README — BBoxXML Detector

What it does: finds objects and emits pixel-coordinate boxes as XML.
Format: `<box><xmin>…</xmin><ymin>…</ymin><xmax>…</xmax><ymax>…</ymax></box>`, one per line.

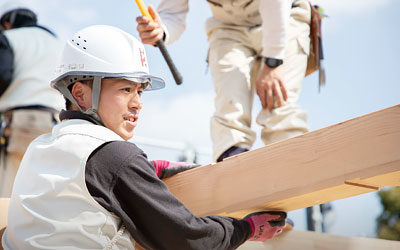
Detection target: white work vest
<box><xmin>2</xmin><ymin>119</ymin><xmax>135</xmax><ymax>249</ymax></box>
<box><xmin>0</xmin><ymin>27</ymin><xmax>65</xmax><ymax>112</ymax></box>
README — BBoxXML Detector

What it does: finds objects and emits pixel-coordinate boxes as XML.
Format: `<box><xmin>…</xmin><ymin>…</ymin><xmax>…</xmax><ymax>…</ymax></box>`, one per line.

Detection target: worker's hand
<box><xmin>243</xmin><ymin>211</ymin><xmax>286</xmax><ymax>242</ymax></box>
<box><xmin>152</xmin><ymin>160</ymin><xmax>201</xmax><ymax>179</ymax></box>
<box><xmin>256</xmin><ymin>65</ymin><xmax>288</xmax><ymax>112</ymax></box>
<box><xmin>136</xmin><ymin>5</ymin><xmax>164</xmax><ymax>45</ymax></box>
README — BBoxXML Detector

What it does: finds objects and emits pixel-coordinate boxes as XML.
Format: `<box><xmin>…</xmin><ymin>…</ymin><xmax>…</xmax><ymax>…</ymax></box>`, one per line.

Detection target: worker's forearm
<box><xmin>115</xmin><ymin>155</ymin><xmax>250</xmax><ymax>249</ymax></box>
<box><xmin>157</xmin><ymin>0</ymin><xmax>189</xmax><ymax>44</ymax></box>
<box><xmin>260</xmin><ymin>0</ymin><xmax>291</xmax><ymax>59</ymax></box>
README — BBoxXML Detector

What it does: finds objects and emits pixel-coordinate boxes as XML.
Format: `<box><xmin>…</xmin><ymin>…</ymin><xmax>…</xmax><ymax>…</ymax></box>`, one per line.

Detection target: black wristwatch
<box><xmin>264</xmin><ymin>57</ymin><xmax>283</xmax><ymax>68</ymax></box>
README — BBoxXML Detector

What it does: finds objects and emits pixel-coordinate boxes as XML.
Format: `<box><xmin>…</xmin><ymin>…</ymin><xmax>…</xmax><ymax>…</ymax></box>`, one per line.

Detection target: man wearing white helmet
<box><xmin>2</xmin><ymin>24</ymin><xmax>286</xmax><ymax>249</ymax></box>
<box><xmin>0</xmin><ymin>1</ymin><xmax>64</xmax><ymax>197</ymax></box>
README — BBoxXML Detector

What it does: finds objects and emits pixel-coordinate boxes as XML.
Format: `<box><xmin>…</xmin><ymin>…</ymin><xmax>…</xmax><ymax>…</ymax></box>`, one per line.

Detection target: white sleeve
<box><xmin>260</xmin><ymin>0</ymin><xmax>292</xmax><ymax>59</ymax></box>
<box><xmin>157</xmin><ymin>0</ymin><xmax>189</xmax><ymax>45</ymax></box>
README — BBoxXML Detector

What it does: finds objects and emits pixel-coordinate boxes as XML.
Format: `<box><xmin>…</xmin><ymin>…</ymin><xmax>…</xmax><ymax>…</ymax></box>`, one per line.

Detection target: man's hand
<box><xmin>256</xmin><ymin>65</ymin><xmax>288</xmax><ymax>112</ymax></box>
<box><xmin>152</xmin><ymin>160</ymin><xmax>201</xmax><ymax>179</ymax></box>
<box><xmin>136</xmin><ymin>5</ymin><xmax>164</xmax><ymax>45</ymax></box>
<box><xmin>243</xmin><ymin>211</ymin><xmax>286</xmax><ymax>242</ymax></box>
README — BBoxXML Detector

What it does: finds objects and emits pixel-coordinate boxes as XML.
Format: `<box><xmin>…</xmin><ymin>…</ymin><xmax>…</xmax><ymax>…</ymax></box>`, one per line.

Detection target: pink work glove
<box><xmin>152</xmin><ymin>160</ymin><xmax>200</xmax><ymax>179</ymax></box>
<box><xmin>243</xmin><ymin>211</ymin><xmax>286</xmax><ymax>242</ymax></box>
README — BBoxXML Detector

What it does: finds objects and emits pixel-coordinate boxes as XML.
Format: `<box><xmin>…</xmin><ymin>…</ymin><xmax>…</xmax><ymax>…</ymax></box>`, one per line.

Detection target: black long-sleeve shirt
<box><xmin>0</xmin><ymin>33</ymin><xmax>14</xmax><ymax>97</ymax></box>
<box><xmin>60</xmin><ymin>110</ymin><xmax>250</xmax><ymax>249</ymax></box>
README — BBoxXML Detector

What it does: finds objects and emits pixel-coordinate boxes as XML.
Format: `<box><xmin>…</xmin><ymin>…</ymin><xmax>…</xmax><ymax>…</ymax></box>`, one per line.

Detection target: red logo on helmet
<box><xmin>139</xmin><ymin>48</ymin><xmax>147</xmax><ymax>68</ymax></box>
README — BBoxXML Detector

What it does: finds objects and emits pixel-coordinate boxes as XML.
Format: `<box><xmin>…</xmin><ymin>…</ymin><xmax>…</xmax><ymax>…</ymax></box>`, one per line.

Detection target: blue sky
<box><xmin>26</xmin><ymin>0</ymin><xmax>400</xmax><ymax>238</ymax></box>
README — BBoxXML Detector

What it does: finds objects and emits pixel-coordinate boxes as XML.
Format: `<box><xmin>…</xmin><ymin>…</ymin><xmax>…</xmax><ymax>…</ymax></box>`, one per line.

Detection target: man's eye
<box><xmin>123</xmin><ymin>88</ymin><xmax>131</xmax><ymax>92</ymax></box>
<box><xmin>138</xmin><ymin>90</ymin><xmax>143</xmax><ymax>96</ymax></box>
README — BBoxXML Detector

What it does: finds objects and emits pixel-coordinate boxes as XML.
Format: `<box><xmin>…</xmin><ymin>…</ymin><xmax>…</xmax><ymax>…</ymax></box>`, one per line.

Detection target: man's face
<box><xmin>97</xmin><ymin>79</ymin><xmax>144</xmax><ymax>140</ymax></box>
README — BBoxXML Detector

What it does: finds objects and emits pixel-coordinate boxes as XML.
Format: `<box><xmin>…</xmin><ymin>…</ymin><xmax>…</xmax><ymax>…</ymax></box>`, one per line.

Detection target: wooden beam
<box><xmin>237</xmin><ymin>230</ymin><xmax>400</xmax><ymax>250</ymax></box>
<box><xmin>164</xmin><ymin>105</ymin><xmax>400</xmax><ymax>218</ymax></box>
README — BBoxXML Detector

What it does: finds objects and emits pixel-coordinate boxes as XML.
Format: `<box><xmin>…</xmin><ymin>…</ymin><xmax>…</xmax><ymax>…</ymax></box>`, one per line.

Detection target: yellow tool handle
<box><xmin>133</xmin><ymin>0</ymin><xmax>183</xmax><ymax>84</ymax></box>
<box><xmin>135</xmin><ymin>0</ymin><xmax>154</xmax><ymax>22</ymax></box>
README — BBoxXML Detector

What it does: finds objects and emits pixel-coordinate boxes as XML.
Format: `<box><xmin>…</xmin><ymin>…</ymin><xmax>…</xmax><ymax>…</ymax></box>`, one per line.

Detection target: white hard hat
<box><xmin>51</xmin><ymin>25</ymin><xmax>165</xmax><ymax>123</ymax></box>
<box><xmin>0</xmin><ymin>0</ymin><xmax>34</xmax><ymax>20</ymax></box>
<box><xmin>52</xmin><ymin>24</ymin><xmax>164</xmax><ymax>91</ymax></box>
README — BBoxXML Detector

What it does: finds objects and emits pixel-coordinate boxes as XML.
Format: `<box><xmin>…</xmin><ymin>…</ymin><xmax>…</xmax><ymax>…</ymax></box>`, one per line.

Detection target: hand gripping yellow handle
<box><xmin>133</xmin><ymin>0</ymin><xmax>183</xmax><ymax>85</ymax></box>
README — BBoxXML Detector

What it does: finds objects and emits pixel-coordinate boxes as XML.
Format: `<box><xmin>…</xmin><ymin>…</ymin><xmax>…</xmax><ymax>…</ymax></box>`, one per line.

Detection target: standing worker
<box><xmin>2</xmin><ymin>25</ymin><xmax>286</xmax><ymax>249</ymax></box>
<box><xmin>136</xmin><ymin>0</ymin><xmax>311</xmax><ymax>162</ymax></box>
<box><xmin>0</xmin><ymin>1</ymin><xmax>64</xmax><ymax>197</ymax></box>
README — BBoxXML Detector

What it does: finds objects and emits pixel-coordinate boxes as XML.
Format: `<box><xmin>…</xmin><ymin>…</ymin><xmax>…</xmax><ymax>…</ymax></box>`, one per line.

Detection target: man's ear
<box><xmin>71</xmin><ymin>81</ymin><xmax>92</xmax><ymax>110</ymax></box>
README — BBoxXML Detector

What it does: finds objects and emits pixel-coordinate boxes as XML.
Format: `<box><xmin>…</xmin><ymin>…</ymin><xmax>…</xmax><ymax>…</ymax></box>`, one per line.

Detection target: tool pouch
<box><xmin>306</xmin><ymin>3</ymin><xmax>322</xmax><ymax>75</ymax></box>
<box><xmin>306</xmin><ymin>3</ymin><xmax>326</xmax><ymax>90</ymax></box>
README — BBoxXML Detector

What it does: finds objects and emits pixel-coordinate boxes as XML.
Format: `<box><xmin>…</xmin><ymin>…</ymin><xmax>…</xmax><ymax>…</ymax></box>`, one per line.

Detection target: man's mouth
<box><xmin>123</xmin><ymin>114</ymin><xmax>139</xmax><ymax>126</ymax></box>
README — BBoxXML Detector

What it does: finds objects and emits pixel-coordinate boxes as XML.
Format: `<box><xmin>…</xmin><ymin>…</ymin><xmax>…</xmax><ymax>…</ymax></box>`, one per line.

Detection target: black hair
<box><xmin>1</xmin><ymin>9</ymin><xmax>37</xmax><ymax>28</ymax></box>
<box><xmin>65</xmin><ymin>84</ymin><xmax>74</xmax><ymax>110</ymax></box>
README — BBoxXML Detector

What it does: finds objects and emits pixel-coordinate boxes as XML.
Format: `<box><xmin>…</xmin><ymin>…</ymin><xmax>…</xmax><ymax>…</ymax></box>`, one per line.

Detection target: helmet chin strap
<box><xmin>84</xmin><ymin>76</ymin><xmax>103</xmax><ymax>125</ymax></box>
<box><xmin>57</xmin><ymin>76</ymin><xmax>104</xmax><ymax>126</ymax></box>
<box><xmin>56</xmin><ymin>83</ymin><xmax>83</xmax><ymax>112</ymax></box>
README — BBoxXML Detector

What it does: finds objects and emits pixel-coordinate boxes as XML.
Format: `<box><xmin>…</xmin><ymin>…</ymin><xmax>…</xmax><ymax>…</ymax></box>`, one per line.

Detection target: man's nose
<box><xmin>129</xmin><ymin>93</ymin><xmax>143</xmax><ymax>110</ymax></box>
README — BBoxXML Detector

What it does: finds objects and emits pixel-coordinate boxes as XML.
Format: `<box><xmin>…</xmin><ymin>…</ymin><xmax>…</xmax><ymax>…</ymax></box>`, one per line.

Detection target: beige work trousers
<box><xmin>207</xmin><ymin>1</ymin><xmax>311</xmax><ymax>162</ymax></box>
<box><xmin>0</xmin><ymin>109</ymin><xmax>56</xmax><ymax>197</ymax></box>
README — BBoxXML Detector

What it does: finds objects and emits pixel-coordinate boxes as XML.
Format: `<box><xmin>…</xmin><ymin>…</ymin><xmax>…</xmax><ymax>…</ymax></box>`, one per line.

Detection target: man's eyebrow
<box><xmin>118</xmin><ymin>81</ymin><xmax>141</xmax><ymax>86</ymax></box>
<box><xmin>121</xmin><ymin>81</ymin><xmax>145</xmax><ymax>91</ymax></box>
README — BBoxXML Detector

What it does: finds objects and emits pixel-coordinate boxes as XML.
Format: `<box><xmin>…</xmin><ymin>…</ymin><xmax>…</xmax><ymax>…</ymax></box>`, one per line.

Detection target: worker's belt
<box><xmin>5</xmin><ymin>105</ymin><xmax>58</xmax><ymax>113</ymax></box>
<box><xmin>0</xmin><ymin>105</ymin><xmax>59</xmax><ymax>155</ymax></box>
